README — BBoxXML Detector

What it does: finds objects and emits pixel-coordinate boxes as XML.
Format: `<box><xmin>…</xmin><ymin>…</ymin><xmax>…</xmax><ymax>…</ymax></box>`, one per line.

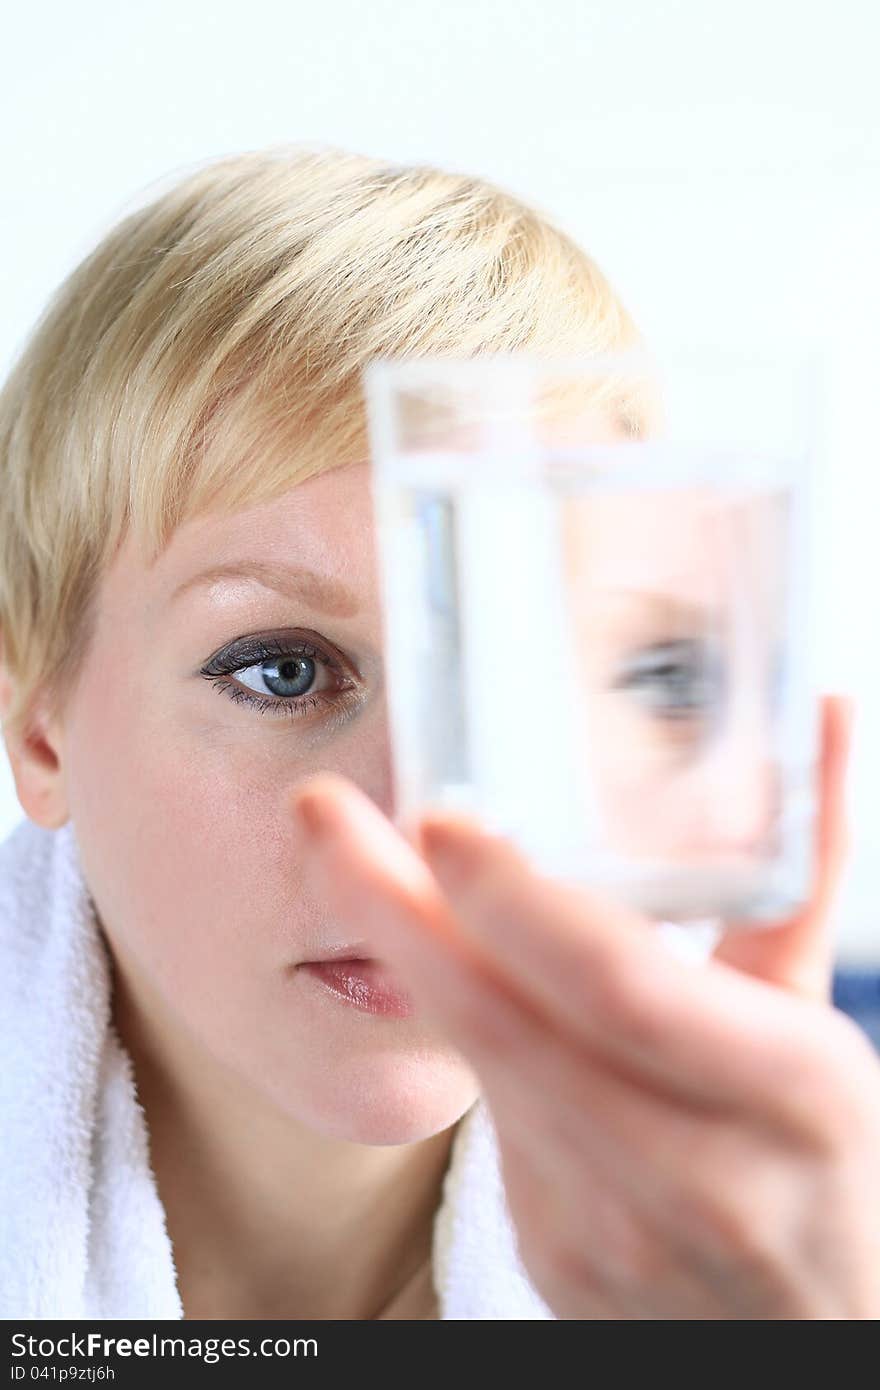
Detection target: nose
<box><xmin>289</xmin><ymin>693</ymin><xmax>398</xmax><ymax>830</ymax></box>
<box><xmin>373</xmin><ymin>703</ymin><xmax>397</xmax><ymax>821</ymax></box>
<box><xmin>352</xmin><ymin>693</ymin><xmax>398</xmax><ymax>823</ymax></box>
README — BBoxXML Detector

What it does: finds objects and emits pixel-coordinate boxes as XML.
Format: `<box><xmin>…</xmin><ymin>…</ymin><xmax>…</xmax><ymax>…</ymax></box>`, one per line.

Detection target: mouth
<box><xmin>302</xmin><ymin>939</ymin><xmax>376</xmax><ymax>963</ymax></box>
<box><xmin>296</xmin><ymin>947</ymin><xmax>415</xmax><ymax>1019</ymax></box>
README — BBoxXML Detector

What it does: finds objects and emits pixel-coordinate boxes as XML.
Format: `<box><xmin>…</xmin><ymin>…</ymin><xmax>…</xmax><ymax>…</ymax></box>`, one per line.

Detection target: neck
<box><xmin>108</xmin><ymin>942</ymin><xmax>463</xmax><ymax>1320</ymax></box>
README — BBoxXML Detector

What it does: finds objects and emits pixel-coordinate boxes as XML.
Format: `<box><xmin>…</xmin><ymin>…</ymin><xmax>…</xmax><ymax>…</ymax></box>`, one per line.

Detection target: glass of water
<box><xmin>364</xmin><ymin>350</ymin><xmax>822</xmax><ymax>927</ymax></box>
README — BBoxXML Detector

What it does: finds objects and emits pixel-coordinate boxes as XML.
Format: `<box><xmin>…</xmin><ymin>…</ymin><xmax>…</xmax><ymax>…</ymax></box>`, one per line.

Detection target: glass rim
<box><xmin>362</xmin><ymin>344</ymin><xmax>823</xmax><ymax>393</ymax></box>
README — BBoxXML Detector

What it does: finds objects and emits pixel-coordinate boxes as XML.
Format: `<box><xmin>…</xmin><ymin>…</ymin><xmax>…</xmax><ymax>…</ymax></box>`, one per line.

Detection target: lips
<box><xmin>297</xmin><ymin>951</ymin><xmax>415</xmax><ymax>1019</ymax></box>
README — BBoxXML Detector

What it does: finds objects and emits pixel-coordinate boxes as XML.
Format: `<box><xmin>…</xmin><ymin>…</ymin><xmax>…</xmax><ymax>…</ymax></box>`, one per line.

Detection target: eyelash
<box><xmin>611</xmin><ymin>640</ymin><xmax>723</xmax><ymax>721</ymax></box>
<box><xmin>610</xmin><ymin>641</ymin><xmax>784</xmax><ymax>722</ymax></box>
<box><xmin>200</xmin><ymin>634</ymin><xmax>358</xmax><ymax>721</ymax></box>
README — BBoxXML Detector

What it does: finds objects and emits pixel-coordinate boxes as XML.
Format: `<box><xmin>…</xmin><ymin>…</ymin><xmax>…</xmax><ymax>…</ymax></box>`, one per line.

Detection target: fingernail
<box><xmin>294</xmin><ymin>792</ymin><xmax>333</xmax><ymax>841</ymax></box>
<box><xmin>418</xmin><ymin>818</ymin><xmax>498</xmax><ymax>893</ymax></box>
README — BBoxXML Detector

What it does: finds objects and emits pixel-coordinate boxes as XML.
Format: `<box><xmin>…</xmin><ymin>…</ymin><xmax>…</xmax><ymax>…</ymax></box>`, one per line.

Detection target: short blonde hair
<box><xmin>0</xmin><ymin>143</ymin><xmax>639</xmax><ymax>745</ymax></box>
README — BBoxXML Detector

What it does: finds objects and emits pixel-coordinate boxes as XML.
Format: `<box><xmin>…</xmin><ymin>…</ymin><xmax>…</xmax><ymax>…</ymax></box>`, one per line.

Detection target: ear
<box><xmin>0</xmin><ymin>626</ymin><xmax>70</xmax><ymax>831</ymax></box>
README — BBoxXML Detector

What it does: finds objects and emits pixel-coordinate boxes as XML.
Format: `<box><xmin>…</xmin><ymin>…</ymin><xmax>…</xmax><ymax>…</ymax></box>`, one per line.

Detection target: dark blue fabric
<box><xmin>833</xmin><ymin>968</ymin><xmax>880</xmax><ymax>1049</ymax></box>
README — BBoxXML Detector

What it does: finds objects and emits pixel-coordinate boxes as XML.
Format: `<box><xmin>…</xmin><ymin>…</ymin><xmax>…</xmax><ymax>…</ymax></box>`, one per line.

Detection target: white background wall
<box><xmin>2</xmin><ymin>1</ymin><xmax>878</xmax><ymax>958</ymax></box>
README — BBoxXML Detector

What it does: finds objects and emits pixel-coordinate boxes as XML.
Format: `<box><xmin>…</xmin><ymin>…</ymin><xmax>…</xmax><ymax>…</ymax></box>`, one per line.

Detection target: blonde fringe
<box><xmin>0</xmin><ymin>143</ymin><xmax>640</xmax><ymax>744</ymax></box>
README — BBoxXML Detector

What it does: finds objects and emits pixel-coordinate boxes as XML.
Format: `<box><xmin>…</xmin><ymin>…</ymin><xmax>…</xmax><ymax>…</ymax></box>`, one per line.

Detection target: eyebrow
<box><xmin>170</xmin><ymin>561</ymin><xmax>360</xmax><ymax>619</ymax></box>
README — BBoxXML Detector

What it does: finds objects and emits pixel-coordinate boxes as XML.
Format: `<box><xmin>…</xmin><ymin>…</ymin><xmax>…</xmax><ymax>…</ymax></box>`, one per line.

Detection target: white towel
<box><xmin>0</xmin><ymin>815</ymin><xmax>555</xmax><ymax>1320</ymax></box>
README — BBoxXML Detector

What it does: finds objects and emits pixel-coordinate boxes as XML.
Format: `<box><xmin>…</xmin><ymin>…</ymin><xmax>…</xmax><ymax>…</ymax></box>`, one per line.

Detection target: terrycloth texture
<box><xmin>0</xmin><ymin>815</ymin><xmax>555</xmax><ymax>1320</ymax></box>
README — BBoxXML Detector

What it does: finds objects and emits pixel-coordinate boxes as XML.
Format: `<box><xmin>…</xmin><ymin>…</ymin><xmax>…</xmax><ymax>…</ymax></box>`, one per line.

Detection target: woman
<box><xmin>0</xmin><ymin>144</ymin><xmax>878</xmax><ymax>1320</ymax></box>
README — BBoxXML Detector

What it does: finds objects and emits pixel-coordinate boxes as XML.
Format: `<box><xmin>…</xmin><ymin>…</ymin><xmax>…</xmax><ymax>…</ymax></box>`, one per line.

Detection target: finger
<box><xmin>714</xmin><ymin>693</ymin><xmax>855</xmax><ymax>998</ymax></box>
<box><xmin>411</xmin><ymin>806</ymin><xmax>838</xmax><ymax>1116</ymax></box>
<box><xmin>290</xmin><ymin>780</ymin><xmax>738</xmax><ymax>1192</ymax></box>
<box><xmin>291</xmin><ymin>774</ymin><xmax>696</xmax><ymax>1116</ymax></box>
<box><xmin>289</xmin><ymin>772</ymin><xmax>554</xmax><ymax>1056</ymax></box>
<box><xmin>291</xmin><ymin>773</ymin><xmax>830</xmax><ymax>1121</ymax></box>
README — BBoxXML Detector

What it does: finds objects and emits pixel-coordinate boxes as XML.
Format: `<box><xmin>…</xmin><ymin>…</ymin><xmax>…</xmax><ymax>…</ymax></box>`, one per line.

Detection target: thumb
<box><xmin>712</xmin><ymin>693</ymin><xmax>855</xmax><ymax>1000</ymax></box>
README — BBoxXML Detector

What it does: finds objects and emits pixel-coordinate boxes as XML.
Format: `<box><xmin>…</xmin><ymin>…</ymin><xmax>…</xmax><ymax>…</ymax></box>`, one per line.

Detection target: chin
<box><xmin>278</xmin><ymin>1052</ymin><xmax>482</xmax><ymax>1146</ymax></box>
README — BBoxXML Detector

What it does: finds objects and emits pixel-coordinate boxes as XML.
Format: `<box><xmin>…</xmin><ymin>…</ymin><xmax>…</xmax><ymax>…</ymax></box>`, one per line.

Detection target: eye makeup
<box><xmin>609</xmin><ymin>637</ymin><xmax>725</xmax><ymax>722</ymax></box>
<box><xmin>198</xmin><ymin>630</ymin><xmax>363</xmax><ymax>722</ymax></box>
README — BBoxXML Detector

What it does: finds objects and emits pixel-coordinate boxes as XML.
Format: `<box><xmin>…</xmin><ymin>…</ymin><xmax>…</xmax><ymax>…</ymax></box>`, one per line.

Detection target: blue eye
<box><xmin>237</xmin><ymin>652</ymin><xmax>321</xmax><ymax>700</ymax></box>
<box><xmin>611</xmin><ymin>639</ymin><xmax>724</xmax><ymax>720</ymax></box>
<box><xmin>200</xmin><ymin>633</ymin><xmax>359</xmax><ymax>721</ymax></box>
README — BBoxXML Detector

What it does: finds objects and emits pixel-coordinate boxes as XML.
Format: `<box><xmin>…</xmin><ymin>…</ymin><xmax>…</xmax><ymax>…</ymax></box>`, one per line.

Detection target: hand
<box><xmin>289</xmin><ymin>695</ymin><xmax>880</xmax><ymax>1319</ymax></box>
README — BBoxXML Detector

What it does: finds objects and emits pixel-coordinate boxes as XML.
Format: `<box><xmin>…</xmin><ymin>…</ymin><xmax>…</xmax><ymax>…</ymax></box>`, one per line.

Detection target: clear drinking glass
<box><xmin>364</xmin><ymin>351</ymin><xmax>821</xmax><ymax>926</ymax></box>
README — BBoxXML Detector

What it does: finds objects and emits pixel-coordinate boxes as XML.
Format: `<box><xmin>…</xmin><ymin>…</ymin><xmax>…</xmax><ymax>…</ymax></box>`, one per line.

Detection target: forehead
<box><xmin>106</xmin><ymin>461</ymin><xmax>380</xmax><ymax>620</ymax></box>
<box><xmin>562</xmin><ymin>489</ymin><xmax>786</xmax><ymax>586</ymax></box>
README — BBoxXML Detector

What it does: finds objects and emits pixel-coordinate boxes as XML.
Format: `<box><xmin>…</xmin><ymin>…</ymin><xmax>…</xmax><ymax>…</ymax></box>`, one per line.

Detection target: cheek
<box><xmin>57</xmin><ymin>654</ymin><xmax>486</xmax><ymax>1140</ymax></box>
<box><xmin>61</xmin><ymin>659</ymin><xmax>394</xmax><ymax>1027</ymax></box>
<box><xmin>64</xmin><ymin>698</ymin><xmax>270</xmax><ymax>1003</ymax></box>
